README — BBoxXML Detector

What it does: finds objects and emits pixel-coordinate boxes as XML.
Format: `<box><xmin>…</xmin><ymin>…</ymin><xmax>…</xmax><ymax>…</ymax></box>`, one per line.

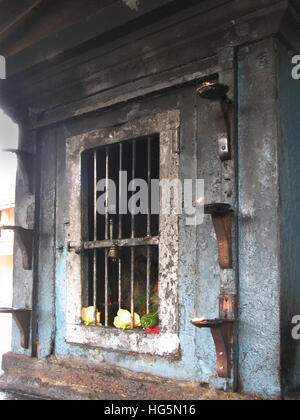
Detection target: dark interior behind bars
<box><xmin>81</xmin><ymin>134</ymin><xmax>160</xmax><ymax>326</ymax></box>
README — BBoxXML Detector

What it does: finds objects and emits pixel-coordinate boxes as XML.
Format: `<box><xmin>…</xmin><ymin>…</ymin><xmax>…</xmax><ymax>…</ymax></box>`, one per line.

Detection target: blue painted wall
<box><xmin>276</xmin><ymin>39</ymin><xmax>300</xmax><ymax>392</ymax></box>
<box><xmin>44</xmin><ymin>88</ymin><xmax>206</xmax><ymax>383</ymax></box>
<box><xmin>237</xmin><ymin>39</ymin><xmax>282</xmax><ymax>398</ymax></box>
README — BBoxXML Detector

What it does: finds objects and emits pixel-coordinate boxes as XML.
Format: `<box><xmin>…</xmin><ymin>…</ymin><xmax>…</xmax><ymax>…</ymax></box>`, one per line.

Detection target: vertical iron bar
<box><xmin>119</xmin><ymin>143</ymin><xmax>123</xmax><ymax>239</ymax></box>
<box><xmin>146</xmin><ymin>137</ymin><xmax>151</xmax><ymax>314</ymax></box>
<box><xmin>131</xmin><ymin>140</ymin><xmax>136</xmax><ymax>239</ymax></box>
<box><xmin>118</xmin><ymin>143</ymin><xmax>123</xmax><ymax>310</ymax></box>
<box><xmin>105</xmin><ymin>146</ymin><xmax>109</xmax><ymax>326</ymax></box>
<box><xmin>146</xmin><ymin>247</ymin><xmax>151</xmax><ymax>314</ymax></box>
<box><xmin>109</xmin><ymin>218</ymin><xmax>113</xmax><ymax>240</ymax></box>
<box><xmin>147</xmin><ymin>136</ymin><xmax>151</xmax><ymax>237</ymax></box>
<box><xmin>131</xmin><ymin>247</ymin><xmax>135</xmax><ymax>328</ymax></box>
<box><xmin>93</xmin><ymin>150</ymin><xmax>97</xmax><ymax>324</ymax></box>
<box><xmin>105</xmin><ymin>248</ymin><xmax>108</xmax><ymax>326</ymax></box>
<box><xmin>131</xmin><ymin>140</ymin><xmax>136</xmax><ymax>328</ymax></box>
<box><xmin>105</xmin><ymin>146</ymin><xmax>109</xmax><ymax>241</ymax></box>
<box><xmin>118</xmin><ymin>259</ymin><xmax>122</xmax><ymax>311</ymax></box>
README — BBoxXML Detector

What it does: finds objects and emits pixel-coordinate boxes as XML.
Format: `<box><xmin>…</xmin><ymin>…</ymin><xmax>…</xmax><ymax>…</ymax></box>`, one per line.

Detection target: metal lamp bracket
<box><xmin>204</xmin><ymin>204</ymin><xmax>233</xmax><ymax>269</ymax></box>
<box><xmin>191</xmin><ymin>294</ymin><xmax>236</xmax><ymax>378</ymax></box>
<box><xmin>0</xmin><ymin>308</ymin><xmax>32</xmax><ymax>349</ymax></box>
<box><xmin>197</xmin><ymin>82</ymin><xmax>232</xmax><ymax>161</ymax></box>
<box><xmin>1</xmin><ymin>226</ymin><xmax>34</xmax><ymax>270</ymax></box>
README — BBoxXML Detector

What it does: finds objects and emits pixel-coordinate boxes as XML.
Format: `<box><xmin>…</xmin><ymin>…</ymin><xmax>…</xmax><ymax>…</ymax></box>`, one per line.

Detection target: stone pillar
<box><xmin>237</xmin><ymin>38</ymin><xmax>282</xmax><ymax>398</ymax></box>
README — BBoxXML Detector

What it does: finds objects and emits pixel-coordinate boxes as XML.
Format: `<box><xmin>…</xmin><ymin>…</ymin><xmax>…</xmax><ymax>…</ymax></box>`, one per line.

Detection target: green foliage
<box><xmin>141</xmin><ymin>311</ymin><xmax>159</xmax><ymax>329</ymax></box>
<box><xmin>136</xmin><ymin>281</ymin><xmax>159</xmax><ymax>317</ymax></box>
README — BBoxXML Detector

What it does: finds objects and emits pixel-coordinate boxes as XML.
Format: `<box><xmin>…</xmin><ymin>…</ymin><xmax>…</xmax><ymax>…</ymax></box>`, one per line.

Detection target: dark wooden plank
<box><xmin>2</xmin><ymin>0</ymin><xmax>119</xmax><ymax>57</ymax></box>
<box><xmin>10</xmin><ymin>0</ymin><xmax>228</xmax><ymax>89</ymax></box>
<box><xmin>8</xmin><ymin>1</ymin><xmax>287</xmax><ymax>129</ymax></box>
<box><xmin>0</xmin><ymin>0</ymin><xmax>42</xmax><ymax>40</ymax></box>
<box><xmin>29</xmin><ymin>55</ymin><xmax>220</xmax><ymax>129</ymax></box>
<box><xmin>6</xmin><ymin>0</ymin><xmax>231</xmax><ymax>109</ymax></box>
<box><xmin>5</xmin><ymin>0</ymin><xmax>177</xmax><ymax>75</ymax></box>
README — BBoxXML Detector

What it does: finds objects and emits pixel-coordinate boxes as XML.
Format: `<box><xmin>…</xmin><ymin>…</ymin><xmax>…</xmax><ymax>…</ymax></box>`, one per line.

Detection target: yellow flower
<box><xmin>113</xmin><ymin>309</ymin><xmax>141</xmax><ymax>330</ymax></box>
<box><xmin>82</xmin><ymin>306</ymin><xmax>101</xmax><ymax>325</ymax></box>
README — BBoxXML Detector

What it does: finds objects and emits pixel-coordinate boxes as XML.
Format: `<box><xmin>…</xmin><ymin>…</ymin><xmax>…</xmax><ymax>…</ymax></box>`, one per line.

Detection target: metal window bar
<box><xmin>105</xmin><ymin>146</ymin><xmax>109</xmax><ymax>327</ymax></box>
<box><xmin>146</xmin><ymin>136</ymin><xmax>151</xmax><ymax>314</ymax></box>
<box><xmin>83</xmin><ymin>236</ymin><xmax>159</xmax><ymax>250</ymax></box>
<box><xmin>131</xmin><ymin>140</ymin><xmax>136</xmax><ymax>328</ymax></box>
<box><xmin>118</xmin><ymin>142</ymin><xmax>123</xmax><ymax>311</ymax></box>
<box><xmin>83</xmin><ymin>135</ymin><xmax>159</xmax><ymax>329</ymax></box>
<box><xmin>93</xmin><ymin>150</ymin><xmax>97</xmax><ymax>325</ymax></box>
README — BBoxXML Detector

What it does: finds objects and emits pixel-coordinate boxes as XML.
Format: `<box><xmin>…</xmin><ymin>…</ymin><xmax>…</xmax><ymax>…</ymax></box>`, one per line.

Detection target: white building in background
<box><xmin>0</xmin><ymin>110</ymin><xmax>18</xmax><ymax>371</ymax></box>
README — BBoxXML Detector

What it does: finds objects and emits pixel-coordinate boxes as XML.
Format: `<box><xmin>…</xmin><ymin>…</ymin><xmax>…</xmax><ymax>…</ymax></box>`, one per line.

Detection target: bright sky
<box><xmin>0</xmin><ymin>109</ymin><xmax>18</xmax><ymax>206</ymax></box>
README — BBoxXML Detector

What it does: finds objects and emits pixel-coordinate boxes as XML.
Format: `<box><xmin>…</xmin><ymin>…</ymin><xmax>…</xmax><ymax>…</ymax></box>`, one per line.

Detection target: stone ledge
<box><xmin>1</xmin><ymin>352</ymin><xmax>259</xmax><ymax>400</ymax></box>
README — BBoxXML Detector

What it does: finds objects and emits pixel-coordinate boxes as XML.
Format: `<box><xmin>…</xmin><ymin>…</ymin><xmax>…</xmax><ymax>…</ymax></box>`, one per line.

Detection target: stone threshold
<box><xmin>0</xmin><ymin>352</ymin><xmax>260</xmax><ymax>400</ymax></box>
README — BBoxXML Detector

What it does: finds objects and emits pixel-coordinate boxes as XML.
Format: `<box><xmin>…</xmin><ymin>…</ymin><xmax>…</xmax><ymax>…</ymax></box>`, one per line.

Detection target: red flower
<box><xmin>146</xmin><ymin>325</ymin><xmax>159</xmax><ymax>334</ymax></box>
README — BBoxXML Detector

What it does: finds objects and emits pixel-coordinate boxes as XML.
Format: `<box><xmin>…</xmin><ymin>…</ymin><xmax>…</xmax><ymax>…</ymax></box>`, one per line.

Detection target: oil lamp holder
<box><xmin>0</xmin><ymin>308</ymin><xmax>32</xmax><ymax>349</ymax></box>
<box><xmin>191</xmin><ymin>294</ymin><xmax>236</xmax><ymax>378</ymax></box>
<box><xmin>204</xmin><ymin>204</ymin><xmax>233</xmax><ymax>269</ymax></box>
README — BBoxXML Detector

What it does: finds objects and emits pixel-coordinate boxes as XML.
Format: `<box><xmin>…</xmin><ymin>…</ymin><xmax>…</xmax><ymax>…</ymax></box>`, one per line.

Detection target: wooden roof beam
<box><xmin>0</xmin><ymin>0</ymin><xmax>44</xmax><ymax>40</ymax></box>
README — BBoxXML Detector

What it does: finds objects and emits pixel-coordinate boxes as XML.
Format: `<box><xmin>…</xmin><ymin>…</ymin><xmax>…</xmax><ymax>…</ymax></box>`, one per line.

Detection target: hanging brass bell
<box><xmin>108</xmin><ymin>243</ymin><xmax>120</xmax><ymax>261</ymax></box>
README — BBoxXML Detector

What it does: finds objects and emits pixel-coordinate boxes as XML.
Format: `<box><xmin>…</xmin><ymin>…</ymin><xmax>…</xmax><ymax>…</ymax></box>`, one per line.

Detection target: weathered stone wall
<box><xmin>276</xmin><ymin>38</ymin><xmax>300</xmax><ymax>394</ymax></box>
<box><xmin>237</xmin><ymin>38</ymin><xmax>282</xmax><ymax>397</ymax></box>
